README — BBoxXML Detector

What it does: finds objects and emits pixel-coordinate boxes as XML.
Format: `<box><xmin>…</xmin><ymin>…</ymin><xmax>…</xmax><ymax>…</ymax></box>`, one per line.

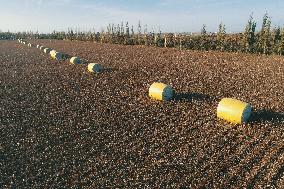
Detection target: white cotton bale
<box><xmin>44</xmin><ymin>48</ymin><xmax>52</xmax><ymax>54</ymax></box>
<box><xmin>87</xmin><ymin>63</ymin><xmax>103</xmax><ymax>73</ymax></box>
<box><xmin>70</xmin><ymin>57</ymin><xmax>81</xmax><ymax>64</ymax></box>
<box><xmin>39</xmin><ymin>46</ymin><xmax>45</xmax><ymax>50</ymax></box>
<box><xmin>36</xmin><ymin>45</ymin><xmax>40</xmax><ymax>48</ymax></box>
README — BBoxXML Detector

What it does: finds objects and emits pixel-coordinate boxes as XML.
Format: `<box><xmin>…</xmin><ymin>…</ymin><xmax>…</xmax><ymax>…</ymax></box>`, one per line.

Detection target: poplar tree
<box><xmin>257</xmin><ymin>13</ymin><xmax>271</xmax><ymax>54</ymax></box>
<box><xmin>242</xmin><ymin>14</ymin><xmax>257</xmax><ymax>53</ymax></box>
<box><xmin>276</xmin><ymin>27</ymin><xmax>284</xmax><ymax>55</ymax></box>
<box><xmin>217</xmin><ymin>23</ymin><xmax>226</xmax><ymax>51</ymax></box>
<box><xmin>273</xmin><ymin>26</ymin><xmax>281</xmax><ymax>54</ymax></box>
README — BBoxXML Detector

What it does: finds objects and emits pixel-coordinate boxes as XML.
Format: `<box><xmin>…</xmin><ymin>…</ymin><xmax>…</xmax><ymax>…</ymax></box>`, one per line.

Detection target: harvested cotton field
<box><xmin>1</xmin><ymin>39</ymin><xmax>284</xmax><ymax>188</ymax></box>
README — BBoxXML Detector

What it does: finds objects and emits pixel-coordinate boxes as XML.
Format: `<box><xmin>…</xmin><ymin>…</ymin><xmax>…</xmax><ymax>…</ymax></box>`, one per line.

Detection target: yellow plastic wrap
<box><xmin>87</xmin><ymin>63</ymin><xmax>102</xmax><ymax>73</ymax></box>
<box><xmin>50</xmin><ymin>50</ymin><xmax>56</xmax><ymax>55</ymax></box>
<box><xmin>217</xmin><ymin>98</ymin><xmax>252</xmax><ymax>124</ymax></box>
<box><xmin>149</xmin><ymin>82</ymin><xmax>173</xmax><ymax>101</ymax></box>
<box><xmin>70</xmin><ymin>57</ymin><xmax>81</xmax><ymax>64</ymax></box>
<box><xmin>50</xmin><ymin>50</ymin><xmax>62</xmax><ymax>60</ymax></box>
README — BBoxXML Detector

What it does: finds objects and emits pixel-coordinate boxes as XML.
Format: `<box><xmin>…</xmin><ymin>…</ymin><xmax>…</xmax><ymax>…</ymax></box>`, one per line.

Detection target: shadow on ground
<box><xmin>103</xmin><ymin>68</ymin><xmax>118</xmax><ymax>73</ymax></box>
<box><xmin>173</xmin><ymin>92</ymin><xmax>215</xmax><ymax>102</ymax></box>
<box><xmin>249</xmin><ymin>109</ymin><xmax>284</xmax><ymax>123</ymax></box>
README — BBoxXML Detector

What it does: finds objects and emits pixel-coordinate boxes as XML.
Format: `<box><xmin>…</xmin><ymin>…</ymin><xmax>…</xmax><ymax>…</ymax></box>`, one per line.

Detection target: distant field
<box><xmin>1</xmin><ymin>39</ymin><xmax>284</xmax><ymax>188</ymax></box>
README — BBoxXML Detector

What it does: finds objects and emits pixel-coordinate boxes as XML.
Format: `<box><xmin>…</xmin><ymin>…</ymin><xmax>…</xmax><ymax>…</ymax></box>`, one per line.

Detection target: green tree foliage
<box><xmin>276</xmin><ymin>27</ymin><xmax>284</xmax><ymax>55</ymax></box>
<box><xmin>200</xmin><ymin>24</ymin><xmax>208</xmax><ymax>50</ymax></box>
<box><xmin>242</xmin><ymin>14</ymin><xmax>257</xmax><ymax>53</ymax></box>
<box><xmin>4</xmin><ymin>15</ymin><xmax>284</xmax><ymax>57</ymax></box>
<box><xmin>217</xmin><ymin>23</ymin><xmax>226</xmax><ymax>51</ymax></box>
<box><xmin>257</xmin><ymin>13</ymin><xmax>271</xmax><ymax>54</ymax></box>
<box><xmin>201</xmin><ymin>24</ymin><xmax>207</xmax><ymax>36</ymax></box>
<box><xmin>272</xmin><ymin>26</ymin><xmax>281</xmax><ymax>54</ymax></box>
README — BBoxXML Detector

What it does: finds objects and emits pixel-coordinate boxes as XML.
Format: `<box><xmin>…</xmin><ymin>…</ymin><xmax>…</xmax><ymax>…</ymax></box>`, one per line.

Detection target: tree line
<box><xmin>1</xmin><ymin>14</ymin><xmax>284</xmax><ymax>55</ymax></box>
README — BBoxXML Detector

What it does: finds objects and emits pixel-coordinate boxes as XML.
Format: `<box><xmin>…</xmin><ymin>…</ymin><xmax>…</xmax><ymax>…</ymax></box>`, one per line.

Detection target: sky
<box><xmin>0</xmin><ymin>0</ymin><xmax>284</xmax><ymax>33</ymax></box>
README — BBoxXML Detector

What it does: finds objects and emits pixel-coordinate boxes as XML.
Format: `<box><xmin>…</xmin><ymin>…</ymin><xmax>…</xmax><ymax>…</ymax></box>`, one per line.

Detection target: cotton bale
<box><xmin>36</xmin><ymin>45</ymin><xmax>40</xmax><ymax>48</ymax></box>
<box><xmin>217</xmin><ymin>98</ymin><xmax>252</xmax><ymax>124</ymax></box>
<box><xmin>39</xmin><ymin>46</ymin><xmax>45</xmax><ymax>50</ymax></box>
<box><xmin>70</xmin><ymin>57</ymin><xmax>81</xmax><ymax>64</ymax></box>
<box><xmin>87</xmin><ymin>63</ymin><xmax>103</xmax><ymax>73</ymax></box>
<box><xmin>44</xmin><ymin>48</ymin><xmax>52</xmax><ymax>54</ymax></box>
<box><xmin>50</xmin><ymin>50</ymin><xmax>62</xmax><ymax>60</ymax></box>
<box><xmin>148</xmin><ymin>82</ymin><xmax>173</xmax><ymax>101</ymax></box>
<box><xmin>50</xmin><ymin>50</ymin><xmax>56</xmax><ymax>56</ymax></box>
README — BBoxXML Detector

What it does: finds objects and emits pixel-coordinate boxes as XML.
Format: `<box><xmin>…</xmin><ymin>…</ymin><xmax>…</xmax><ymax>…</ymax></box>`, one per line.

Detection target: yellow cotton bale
<box><xmin>70</xmin><ymin>57</ymin><xmax>81</xmax><ymax>64</ymax></box>
<box><xmin>44</xmin><ymin>48</ymin><xmax>52</xmax><ymax>54</ymax></box>
<box><xmin>217</xmin><ymin>98</ymin><xmax>252</xmax><ymax>124</ymax></box>
<box><xmin>148</xmin><ymin>82</ymin><xmax>173</xmax><ymax>101</ymax></box>
<box><xmin>50</xmin><ymin>50</ymin><xmax>62</xmax><ymax>60</ymax></box>
<box><xmin>50</xmin><ymin>50</ymin><xmax>56</xmax><ymax>56</ymax></box>
<box><xmin>87</xmin><ymin>63</ymin><xmax>102</xmax><ymax>73</ymax></box>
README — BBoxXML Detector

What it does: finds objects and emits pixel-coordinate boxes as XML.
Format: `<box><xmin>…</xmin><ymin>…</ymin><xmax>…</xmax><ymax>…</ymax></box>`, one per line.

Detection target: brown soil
<box><xmin>1</xmin><ymin>39</ymin><xmax>284</xmax><ymax>188</ymax></box>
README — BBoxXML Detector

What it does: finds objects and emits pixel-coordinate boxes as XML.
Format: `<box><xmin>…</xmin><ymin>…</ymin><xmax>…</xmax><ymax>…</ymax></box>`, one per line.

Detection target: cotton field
<box><xmin>1</xmin><ymin>39</ymin><xmax>284</xmax><ymax>188</ymax></box>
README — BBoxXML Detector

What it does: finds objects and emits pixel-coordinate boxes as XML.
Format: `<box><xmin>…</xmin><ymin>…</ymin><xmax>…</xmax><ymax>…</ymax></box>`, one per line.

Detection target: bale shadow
<box><xmin>62</xmin><ymin>54</ymin><xmax>72</xmax><ymax>60</ymax></box>
<box><xmin>103</xmin><ymin>68</ymin><xmax>118</xmax><ymax>73</ymax></box>
<box><xmin>80</xmin><ymin>61</ymin><xmax>89</xmax><ymax>65</ymax></box>
<box><xmin>173</xmin><ymin>92</ymin><xmax>214</xmax><ymax>102</ymax></box>
<box><xmin>89</xmin><ymin>68</ymin><xmax>118</xmax><ymax>78</ymax></box>
<box><xmin>249</xmin><ymin>109</ymin><xmax>284</xmax><ymax>123</ymax></box>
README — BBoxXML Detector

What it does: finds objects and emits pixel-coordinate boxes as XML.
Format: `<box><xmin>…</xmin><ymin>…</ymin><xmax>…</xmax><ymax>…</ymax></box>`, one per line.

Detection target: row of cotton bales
<box><xmin>17</xmin><ymin>39</ymin><xmax>251</xmax><ymax>125</ymax></box>
<box><xmin>18</xmin><ymin>39</ymin><xmax>36</xmax><ymax>48</ymax></box>
<box><xmin>18</xmin><ymin>39</ymin><xmax>28</xmax><ymax>45</ymax></box>
<box><xmin>18</xmin><ymin>39</ymin><xmax>103</xmax><ymax>74</ymax></box>
<box><xmin>148</xmin><ymin>83</ymin><xmax>252</xmax><ymax>124</ymax></box>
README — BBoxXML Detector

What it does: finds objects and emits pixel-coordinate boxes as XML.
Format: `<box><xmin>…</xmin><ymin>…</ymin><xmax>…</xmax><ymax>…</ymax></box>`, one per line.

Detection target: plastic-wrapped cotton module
<box><xmin>217</xmin><ymin>98</ymin><xmax>252</xmax><ymax>124</ymax></box>
<box><xmin>87</xmin><ymin>63</ymin><xmax>103</xmax><ymax>73</ymax></box>
<box><xmin>149</xmin><ymin>82</ymin><xmax>173</xmax><ymax>101</ymax></box>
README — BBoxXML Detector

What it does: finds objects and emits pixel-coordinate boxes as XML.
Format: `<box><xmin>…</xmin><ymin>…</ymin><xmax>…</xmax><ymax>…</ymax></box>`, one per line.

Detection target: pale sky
<box><xmin>0</xmin><ymin>0</ymin><xmax>283</xmax><ymax>33</ymax></box>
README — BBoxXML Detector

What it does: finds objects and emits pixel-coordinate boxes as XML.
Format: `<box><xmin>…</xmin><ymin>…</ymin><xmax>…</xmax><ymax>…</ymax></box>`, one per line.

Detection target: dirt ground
<box><xmin>1</xmin><ymin>39</ymin><xmax>284</xmax><ymax>188</ymax></box>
